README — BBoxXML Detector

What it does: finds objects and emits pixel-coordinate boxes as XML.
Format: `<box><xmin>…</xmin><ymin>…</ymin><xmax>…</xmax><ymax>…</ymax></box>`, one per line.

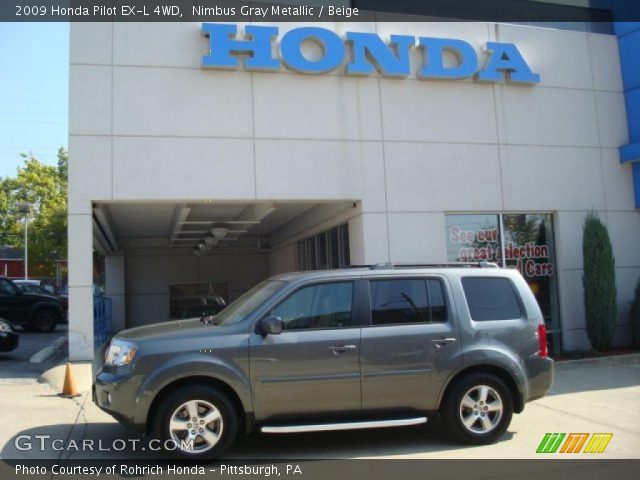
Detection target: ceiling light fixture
<box><xmin>211</xmin><ymin>227</ymin><xmax>228</xmax><ymax>239</ymax></box>
<box><xmin>204</xmin><ymin>236</ymin><xmax>218</xmax><ymax>247</ymax></box>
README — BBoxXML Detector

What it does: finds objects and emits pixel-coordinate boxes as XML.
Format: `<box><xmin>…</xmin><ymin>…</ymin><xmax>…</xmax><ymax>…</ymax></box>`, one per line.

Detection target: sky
<box><xmin>0</xmin><ymin>22</ymin><xmax>69</xmax><ymax>178</ymax></box>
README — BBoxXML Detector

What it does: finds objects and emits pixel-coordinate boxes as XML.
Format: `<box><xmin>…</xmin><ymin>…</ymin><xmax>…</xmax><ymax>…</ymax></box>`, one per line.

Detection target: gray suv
<box><xmin>94</xmin><ymin>263</ymin><xmax>553</xmax><ymax>459</ymax></box>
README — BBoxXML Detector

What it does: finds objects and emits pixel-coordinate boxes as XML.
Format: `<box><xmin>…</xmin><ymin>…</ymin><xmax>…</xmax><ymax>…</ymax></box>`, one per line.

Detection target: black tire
<box><xmin>441</xmin><ymin>373</ymin><xmax>513</xmax><ymax>445</ymax></box>
<box><xmin>153</xmin><ymin>385</ymin><xmax>238</xmax><ymax>460</ymax></box>
<box><xmin>30</xmin><ymin>309</ymin><xmax>58</xmax><ymax>333</ymax></box>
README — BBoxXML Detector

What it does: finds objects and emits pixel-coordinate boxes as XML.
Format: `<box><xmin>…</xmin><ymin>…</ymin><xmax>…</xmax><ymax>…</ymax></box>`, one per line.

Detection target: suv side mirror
<box><xmin>259</xmin><ymin>315</ymin><xmax>283</xmax><ymax>336</ymax></box>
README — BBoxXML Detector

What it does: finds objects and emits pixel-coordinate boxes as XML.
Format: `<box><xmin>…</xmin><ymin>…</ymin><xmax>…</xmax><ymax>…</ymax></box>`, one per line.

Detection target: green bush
<box><xmin>631</xmin><ymin>279</ymin><xmax>640</xmax><ymax>349</ymax></box>
<box><xmin>582</xmin><ymin>212</ymin><xmax>617</xmax><ymax>351</ymax></box>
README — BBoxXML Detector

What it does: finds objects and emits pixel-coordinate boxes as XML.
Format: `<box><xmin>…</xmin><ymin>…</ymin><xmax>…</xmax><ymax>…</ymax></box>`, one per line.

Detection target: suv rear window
<box><xmin>461</xmin><ymin>277</ymin><xmax>523</xmax><ymax>321</ymax></box>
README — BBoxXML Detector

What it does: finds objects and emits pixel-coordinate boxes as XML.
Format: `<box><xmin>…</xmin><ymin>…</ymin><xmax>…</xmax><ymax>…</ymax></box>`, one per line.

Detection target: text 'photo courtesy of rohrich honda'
<box><xmin>96</xmin><ymin>264</ymin><xmax>554</xmax><ymax>459</ymax></box>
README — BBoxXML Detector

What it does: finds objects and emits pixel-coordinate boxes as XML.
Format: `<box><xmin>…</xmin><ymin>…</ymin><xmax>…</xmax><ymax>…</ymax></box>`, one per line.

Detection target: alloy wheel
<box><xmin>458</xmin><ymin>385</ymin><xmax>503</xmax><ymax>434</ymax></box>
<box><xmin>168</xmin><ymin>399</ymin><xmax>224</xmax><ymax>454</ymax></box>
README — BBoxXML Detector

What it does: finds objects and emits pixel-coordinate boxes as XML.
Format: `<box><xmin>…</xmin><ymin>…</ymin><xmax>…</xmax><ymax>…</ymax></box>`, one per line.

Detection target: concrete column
<box><xmin>105</xmin><ymin>251</ymin><xmax>126</xmax><ymax>333</ymax></box>
<box><xmin>348</xmin><ymin>213</ymin><xmax>391</xmax><ymax>266</ymax></box>
<box><xmin>68</xmin><ymin>213</ymin><xmax>95</xmax><ymax>361</ymax></box>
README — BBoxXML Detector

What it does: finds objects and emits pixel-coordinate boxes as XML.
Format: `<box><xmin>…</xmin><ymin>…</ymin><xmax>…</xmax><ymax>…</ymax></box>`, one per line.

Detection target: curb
<box><xmin>29</xmin><ymin>336</ymin><xmax>68</xmax><ymax>364</ymax></box>
<box><xmin>555</xmin><ymin>352</ymin><xmax>640</xmax><ymax>366</ymax></box>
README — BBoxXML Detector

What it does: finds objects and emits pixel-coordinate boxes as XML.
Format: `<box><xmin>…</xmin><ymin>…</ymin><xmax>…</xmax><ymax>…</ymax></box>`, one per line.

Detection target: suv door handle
<box><xmin>328</xmin><ymin>344</ymin><xmax>357</xmax><ymax>355</ymax></box>
<box><xmin>431</xmin><ymin>337</ymin><xmax>457</xmax><ymax>348</ymax></box>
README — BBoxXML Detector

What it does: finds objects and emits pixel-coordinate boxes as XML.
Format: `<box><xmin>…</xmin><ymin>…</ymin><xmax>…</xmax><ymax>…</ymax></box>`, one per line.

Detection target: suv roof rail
<box><xmin>393</xmin><ymin>261</ymin><xmax>500</xmax><ymax>269</ymax></box>
<box><xmin>346</xmin><ymin>263</ymin><xmax>394</xmax><ymax>270</ymax></box>
<box><xmin>346</xmin><ymin>262</ymin><xmax>499</xmax><ymax>270</ymax></box>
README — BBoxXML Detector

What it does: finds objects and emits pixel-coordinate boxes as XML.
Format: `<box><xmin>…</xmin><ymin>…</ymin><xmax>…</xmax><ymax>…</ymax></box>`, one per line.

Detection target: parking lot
<box><xmin>0</xmin><ymin>345</ymin><xmax>638</xmax><ymax>460</ymax></box>
<box><xmin>0</xmin><ymin>324</ymin><xmax>67</xmax><ymax>381</ymax></box>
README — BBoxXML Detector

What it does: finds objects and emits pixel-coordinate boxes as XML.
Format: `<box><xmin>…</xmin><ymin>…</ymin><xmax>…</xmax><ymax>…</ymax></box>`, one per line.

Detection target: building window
<box><xmin>298</xmin><ymin>224</ymin><xmax>350</xmax><ymax>271</ymax></box>
<box><xmin>168</xmin><ymin>283</ymin><xmax>228</xmax><ymax>320</ymax></box>
<box><xmin>446</xmin><ymin>213</ymin><xmax>561</xmax><ymax>355</ymax></box>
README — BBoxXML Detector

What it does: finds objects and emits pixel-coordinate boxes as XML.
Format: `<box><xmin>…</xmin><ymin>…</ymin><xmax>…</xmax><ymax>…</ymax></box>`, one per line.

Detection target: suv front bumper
<box><xmin>94</xmin><ymin>371</ymin><xmax>146</xmax><ymax>430</ymax></box>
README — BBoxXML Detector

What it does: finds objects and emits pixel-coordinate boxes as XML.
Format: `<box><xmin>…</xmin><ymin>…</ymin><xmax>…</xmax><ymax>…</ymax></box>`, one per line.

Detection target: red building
<box><xmin>0</xmin><ymin>246</ymin><xmax>25</xmax><ymax>279</ymax></box>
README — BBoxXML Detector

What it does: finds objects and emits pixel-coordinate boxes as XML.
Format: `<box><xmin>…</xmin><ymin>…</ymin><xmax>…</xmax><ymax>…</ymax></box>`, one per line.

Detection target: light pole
<box><xmin>15</xmin><ymin>202</ymin><xmax>33</xmax><ymax>280</ymax></box>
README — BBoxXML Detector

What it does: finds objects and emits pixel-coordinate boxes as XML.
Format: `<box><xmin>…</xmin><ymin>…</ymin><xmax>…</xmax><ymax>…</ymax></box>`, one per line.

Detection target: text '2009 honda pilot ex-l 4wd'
<box><xmin>94</xmin><ymin>263</ymin><xmax>554</xmax><ymax>459</ymax></box>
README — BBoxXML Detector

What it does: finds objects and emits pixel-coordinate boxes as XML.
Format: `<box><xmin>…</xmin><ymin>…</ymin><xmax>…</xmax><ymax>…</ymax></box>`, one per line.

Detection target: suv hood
<box><xmin>24</xmin><ymin>292</ymin><xmax>61</xmax><ymax>303</ymax></box>
<box><xmin>116</xmin><ymin>318</ymin><xmax>238</xmax><ymax>342</ymax></box>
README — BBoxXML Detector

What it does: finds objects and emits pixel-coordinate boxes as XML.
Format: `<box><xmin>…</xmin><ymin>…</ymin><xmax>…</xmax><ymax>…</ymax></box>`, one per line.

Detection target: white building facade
<box><xmin>68</xmin><ymin>21</ymin><xmax>639</xmax><ymax>361</ymax></box>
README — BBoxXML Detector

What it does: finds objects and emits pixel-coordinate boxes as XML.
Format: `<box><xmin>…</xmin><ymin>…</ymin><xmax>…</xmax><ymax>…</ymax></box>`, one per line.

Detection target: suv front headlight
<box><xmin>104</xmin><ymin>339</ymin><xmax>138</xmax><ymax>366</ymax></box>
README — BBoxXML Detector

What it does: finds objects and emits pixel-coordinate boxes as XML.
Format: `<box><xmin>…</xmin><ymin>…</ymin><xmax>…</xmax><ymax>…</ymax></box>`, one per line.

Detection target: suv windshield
<box><xmin>18</xmin><ymin>284</ymin><xmax>50</xmax><ymax>295</ymax></box>
<box><xmin>212</xmin><ymin>280</ymin><xmax>286</xmax><ymax>326</ymax></box>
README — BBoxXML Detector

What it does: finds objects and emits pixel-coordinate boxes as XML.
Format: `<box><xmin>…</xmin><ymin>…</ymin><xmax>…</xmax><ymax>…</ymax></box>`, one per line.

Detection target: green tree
<box><xmin>0</xmin><ymin>148</ymin><xmax>67</xmax><ymax>277</ymax></box>
<box><xmin>582</xmin><ymin>212</ymin><xmax>617</xmax><ymax>351</ymax></box>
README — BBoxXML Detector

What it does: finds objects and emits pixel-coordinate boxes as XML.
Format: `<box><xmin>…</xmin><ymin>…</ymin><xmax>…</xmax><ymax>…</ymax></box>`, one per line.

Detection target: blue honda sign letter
<box><xmin>202</xmin><ymin>24</ymin><xmax>280</xmax><ymax>71</ymax></box>
<box><xmin>346</xmin><ymin>32</ymin><xmax>414</xmax><ymax>77</ymax></box>
<box><xmin>418</xmin><ymin>37</ymin><xmax>478</xmax><ymax>79</ymax></box>
<box><xmin>280</xmin><ymin>27</ymin><xmax>345</xmax><ymax>73</ymax></box>
<box><xmin>477</xmin><ymin>42</ymin><xmax>541</xmax><ymax>84</ymax></box>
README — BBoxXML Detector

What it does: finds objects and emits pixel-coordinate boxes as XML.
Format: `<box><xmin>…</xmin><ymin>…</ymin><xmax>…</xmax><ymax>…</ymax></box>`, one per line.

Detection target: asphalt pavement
<box><xmin>0</xmin><ymin>324</ymin><xmax>67</xmax><ymax>381</ymax></box>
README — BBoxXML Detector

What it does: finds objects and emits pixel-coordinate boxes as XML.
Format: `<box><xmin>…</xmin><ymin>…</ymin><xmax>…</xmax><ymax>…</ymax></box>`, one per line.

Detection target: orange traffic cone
<box><xmin>59</xmin><ymin>362</ymin><xmax>81</xmax><ymax>398</ymax></box>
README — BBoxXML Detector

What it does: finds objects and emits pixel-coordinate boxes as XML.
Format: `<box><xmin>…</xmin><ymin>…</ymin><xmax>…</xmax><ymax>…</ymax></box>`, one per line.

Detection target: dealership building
<box><xmin>67</xmin><ymin>11</ymin><xmax>640</xmax><ymax>360</ymax></box>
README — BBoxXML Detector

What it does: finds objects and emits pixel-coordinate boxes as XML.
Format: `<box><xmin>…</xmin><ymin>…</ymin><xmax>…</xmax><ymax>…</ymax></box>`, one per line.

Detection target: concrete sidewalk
<box><xmin>0</xmin><ymin>354</ymin><xmax>639</xmax><ymax>460</ymax></box>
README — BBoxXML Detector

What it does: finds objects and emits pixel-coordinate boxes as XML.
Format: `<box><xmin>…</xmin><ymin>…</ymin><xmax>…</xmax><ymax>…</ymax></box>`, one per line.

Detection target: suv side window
<box><xmin>271</xmin><ymin>282</ymin><xmax>354</xmax><ymax>331</ymax></box>
<box><xmin>461</xmin><ymin>277</ymin><xmax>523</xmax><ymax>321</ymax></box>
<box><xmin>428</xmin><ymin>279</ymin><xmax>448</xmax><ymax>322</ymax></box>
<box><xmin>0</xmin><ymin>279</ymin><xmax>18</xmax><ymax>296</ymax></box>
<box><xmin>370</xmin><ymin>278</ymin><xmax>448</xmax><ymax>325</ymax></box>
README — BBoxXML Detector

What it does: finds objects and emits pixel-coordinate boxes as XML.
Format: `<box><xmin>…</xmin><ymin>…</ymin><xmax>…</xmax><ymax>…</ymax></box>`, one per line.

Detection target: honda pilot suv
<box><xmin>94</xmin><ymin>263</ymin><xmax>553</xmax><ymax>459</ymax></box>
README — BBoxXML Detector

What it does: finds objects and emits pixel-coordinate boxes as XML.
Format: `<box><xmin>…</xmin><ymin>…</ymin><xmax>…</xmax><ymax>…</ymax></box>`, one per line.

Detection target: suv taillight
<box><xmin>538</xmin><ymin>324</ymin><xmax>548</xmax><ymax>358</ymax></box>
